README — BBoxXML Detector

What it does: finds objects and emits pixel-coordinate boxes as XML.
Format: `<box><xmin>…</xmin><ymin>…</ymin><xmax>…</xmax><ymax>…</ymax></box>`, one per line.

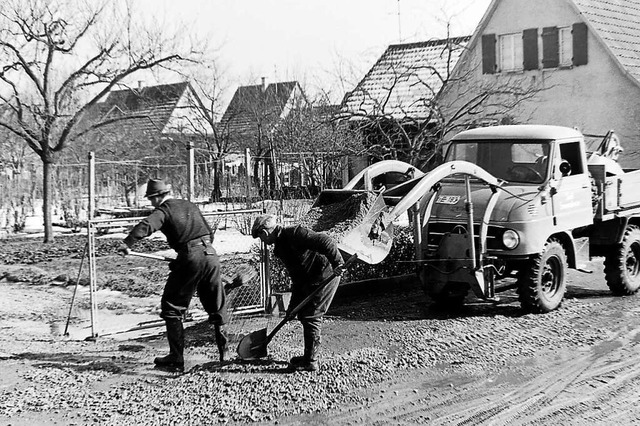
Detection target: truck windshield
<box><xmin>445</xmin><ymin>140</ymin><xmax>551</xmax><ymax>184</ymax></box>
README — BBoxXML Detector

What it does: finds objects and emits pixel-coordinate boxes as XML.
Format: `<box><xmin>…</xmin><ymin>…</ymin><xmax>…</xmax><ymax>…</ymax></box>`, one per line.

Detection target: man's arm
<box><xmin>294</xmin><ymin>226</ymin><xmax>344</xmax><ymax>268</ymax></box>
<box><xmin>122</xmin><ymin>208</ymin><xmax>166</xmax><ymax>247</ymax></box>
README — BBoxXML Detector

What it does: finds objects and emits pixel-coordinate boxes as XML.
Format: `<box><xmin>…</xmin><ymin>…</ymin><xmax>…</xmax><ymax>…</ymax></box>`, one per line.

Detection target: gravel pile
<box><xmin>300</xmin><ymin>192</ymin><xmax>378</xmax><ymax>241</ymax></box>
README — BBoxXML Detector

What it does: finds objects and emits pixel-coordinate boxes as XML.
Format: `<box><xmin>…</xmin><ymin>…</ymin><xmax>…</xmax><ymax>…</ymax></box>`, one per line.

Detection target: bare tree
<box><xmin>340</xmin><ymin>34</ymin><xmax>545</xmax><ymax>171</ymax></box>
<box><xmin>273</xmin><ymin>92</ymin><xmax>365</xmax><ymax>191</ymax></box>
<box><xmin>0</xmin><ymin>0</ymin><xmax>202</xmax><ymax>241</ymax></box>
<box><xmin>176</xmin><ymin>63</ymin><xmax>234</xmax><ymax>202</ymax></box>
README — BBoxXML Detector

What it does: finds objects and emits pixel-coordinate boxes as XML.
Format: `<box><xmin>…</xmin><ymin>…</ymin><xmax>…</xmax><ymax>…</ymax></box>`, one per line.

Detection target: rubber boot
<box><xmin>214</xmin><ymin>324</ymin><xmax>228</xmax><ymax>364</ymax></box>
<box><xmin>290</xmin><ymin>324</ymin><xmax>319</xmax><ymax>372</ymax></box>
<box><xmin>154</xmin><ymin>318</ymin><xmax>184</xmax><ymax>372</ymax></box>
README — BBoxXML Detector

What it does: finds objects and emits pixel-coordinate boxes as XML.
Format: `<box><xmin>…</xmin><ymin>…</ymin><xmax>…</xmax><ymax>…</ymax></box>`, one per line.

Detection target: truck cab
<box><xmin>440</xmin><ymin>125</ymin><xmax>594</xmax><ymax>256</ymax></box>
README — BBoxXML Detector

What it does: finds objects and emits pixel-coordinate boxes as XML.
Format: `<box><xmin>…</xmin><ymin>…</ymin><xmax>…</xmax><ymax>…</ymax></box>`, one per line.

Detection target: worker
<box><xmin>251</xmin><ymin>214</ymin><xmax>345</xmax><ymax>372</ymax></box>
<box><xmin>118</xmin><ymin>178</ymin><xmax>228</xmax><ymax>372</ymax></box>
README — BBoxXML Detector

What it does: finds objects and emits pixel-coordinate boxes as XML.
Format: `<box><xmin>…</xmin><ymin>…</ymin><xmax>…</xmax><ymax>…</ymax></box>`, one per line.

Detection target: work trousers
<box><xmin>290</xmin><ymin>275</ymin><xmax>341</xmax><ymax>339</ymax></box>
<box><xmin>160</xmin><ymin>237</ymin><xmax>228</xmax><ymax>326</ymax></box>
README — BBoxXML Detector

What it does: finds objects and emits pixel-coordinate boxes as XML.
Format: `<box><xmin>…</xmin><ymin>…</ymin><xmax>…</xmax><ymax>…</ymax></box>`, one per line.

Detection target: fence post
<box><xmin>245</xmin><ymin>148</ymin><xmax>251</xmax><ymax>207</ymax></box>
<box><xmin>187</xmin><ymin>141</ymin><xmax>195</xmax><ymax>201</ymax></box>
<box><xmin>88</xmin><ymin>152</ymin><xmax>95</xmax><ymax>220</ymax></box>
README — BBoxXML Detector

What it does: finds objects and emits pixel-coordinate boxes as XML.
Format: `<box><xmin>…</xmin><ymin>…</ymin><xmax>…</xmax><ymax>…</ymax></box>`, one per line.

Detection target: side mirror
<box><xmin>559</xmin><ymin>160</ymin><xmax>572</xmax><ymax>177</ymax></box>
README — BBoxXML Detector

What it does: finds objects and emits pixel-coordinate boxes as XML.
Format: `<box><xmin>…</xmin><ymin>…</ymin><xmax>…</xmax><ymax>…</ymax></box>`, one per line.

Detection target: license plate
<box><xmin>436</xmin><ymin>195</ymin><xmax>461</xmax><ymax>205</ymax></box>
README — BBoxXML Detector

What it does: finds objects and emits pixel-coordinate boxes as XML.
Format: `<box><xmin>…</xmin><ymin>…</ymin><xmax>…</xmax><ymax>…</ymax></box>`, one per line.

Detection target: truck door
<box><xmin>551</xmin><ymin>140</ymin><xmax>593</xmax><ymax>229</ymax></box>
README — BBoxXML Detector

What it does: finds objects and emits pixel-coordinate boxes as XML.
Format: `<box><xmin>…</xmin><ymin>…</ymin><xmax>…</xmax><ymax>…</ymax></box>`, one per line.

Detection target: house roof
<box><xmin>78</xmin><ymin>81</ymin><xmax>194</xmax><ymax>140</ymax></box>
<box><xmin>220</xmin><ymin>81</ymin><xmax>301</xmax><ymax>145</ymax></box>
<box><xmin>341</xmin><ymin>37</ymin><xmax>471</xmax><ymax>120</ymax></box>
<box><xmin>571</xmin><ymin>0</ymin><xmax>640</xmax><ymax>84</ymax></box>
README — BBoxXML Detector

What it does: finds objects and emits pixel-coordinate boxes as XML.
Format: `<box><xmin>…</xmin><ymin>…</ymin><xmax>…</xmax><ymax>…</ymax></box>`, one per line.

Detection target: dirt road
<box><xmin>1</xmin><ymin>248</ymin><xmax>640</xmax><ymax>425</ymax></box>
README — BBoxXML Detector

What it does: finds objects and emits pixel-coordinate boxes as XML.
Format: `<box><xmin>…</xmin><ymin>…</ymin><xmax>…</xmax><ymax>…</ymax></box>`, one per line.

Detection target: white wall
<box><xmin>441</xmin><ymin>0</ymin><xmax>640</xmax><ymax>168</ymax></box>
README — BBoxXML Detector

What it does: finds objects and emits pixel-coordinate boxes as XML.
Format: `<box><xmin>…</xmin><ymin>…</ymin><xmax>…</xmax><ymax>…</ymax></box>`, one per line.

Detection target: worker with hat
<box><xmin>118</xmin><ymin>178</ymin><xmax>228</xmax><ymax>372</ymax></box>
<box><xmin>251</xmin><ymin>214</ymin><xmax>345</xmax><ymax>372</ymax></box>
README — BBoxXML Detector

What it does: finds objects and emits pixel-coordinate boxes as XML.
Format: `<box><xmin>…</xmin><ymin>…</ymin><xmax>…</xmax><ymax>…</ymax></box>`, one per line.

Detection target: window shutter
<box><xmin>482</xmin><ymin>34</ymin><xmax>496</xmax><ymax>74</ymax></box>
<box><xmin>542</xmin><ymin>26</ymin><xmax>559</xmax><ymax>68</ymax></box>
<box><xmin>573</xmin><ymin>22</ymin><xmax>588</xmax><ymax>66</ymax></box>
<box><xmin>523</xmin><ymin>28</ymin><xmax>539</xmax><ymax>70</ymax></box>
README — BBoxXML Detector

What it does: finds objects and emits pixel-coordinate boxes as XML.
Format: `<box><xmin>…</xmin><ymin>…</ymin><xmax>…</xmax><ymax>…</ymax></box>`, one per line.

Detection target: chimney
<box><xmin>261</xmin><ymin>77</ymin><xmax>267</xmax><ymax>92</ymax></box>
<box><xmin>137</xmin><ymin>80</ymin><xmax>143</xmax><ymax>90</ymax></box>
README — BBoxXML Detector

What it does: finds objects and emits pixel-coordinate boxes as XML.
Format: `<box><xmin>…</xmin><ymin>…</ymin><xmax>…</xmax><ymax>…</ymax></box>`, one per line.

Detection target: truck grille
<box><xmin>425</xmin><ymin>222</ymin><xmax>504</xmax><ymax>255</ymax></box>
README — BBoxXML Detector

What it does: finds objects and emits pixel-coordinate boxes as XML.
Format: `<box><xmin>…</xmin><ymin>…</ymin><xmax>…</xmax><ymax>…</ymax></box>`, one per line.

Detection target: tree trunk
<box><xmin>42</xmin><ymin>160</ymin><xmax>54</xmax><ymax>243</ymax></box>
<box><xmin>211</xmin><ymin>160</ymin><xmax>223</xmax><ymax>202</ymax></box>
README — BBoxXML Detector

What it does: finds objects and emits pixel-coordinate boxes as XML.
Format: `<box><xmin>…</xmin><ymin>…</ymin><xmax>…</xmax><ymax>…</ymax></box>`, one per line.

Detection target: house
<box><xmin>220</xmin><ymin>78</ymin><xmax>310</xmax><ymax>194</ymax></box>
<box><xmin>340</xmin><ymin>37</ymin><xmax>471</xmax><ymax>170</ymax></box>
<box><xmin>75</xmin><ymin>81</ymin><xmax>214</xmax><ymax>203</ymax></box>
<box><xmin>440</xmin><ymin>0</ymin><xmax>640</xmax><ymax>168</ymax></box>
<box><xmin>78</xmin><ymin>81</ymin><xmax>210</xmax><ymax>145</ymax></box>
<box><xmin>220</xmin><ymin>78</ymin><xmax>307</xmax><ymax>151</ymax></box>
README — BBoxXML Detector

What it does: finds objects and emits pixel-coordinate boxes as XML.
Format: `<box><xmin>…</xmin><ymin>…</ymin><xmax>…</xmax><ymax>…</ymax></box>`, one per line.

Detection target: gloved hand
<box><xmin>117</xmin><ymin>243</ymin><xmax>130</xmax><ymax>257</ymax></box>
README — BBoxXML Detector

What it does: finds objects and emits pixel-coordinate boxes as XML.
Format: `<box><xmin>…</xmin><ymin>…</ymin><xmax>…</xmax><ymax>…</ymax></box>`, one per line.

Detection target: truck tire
<box><xmin>604</xmin><ymin>225</ymin><xmax>640</xmax><ymax>296</ymax></box>
<box><xmin>517</xmin><ymin>239</ymin><xmax>567</xmax><ymax>313</ymax></box>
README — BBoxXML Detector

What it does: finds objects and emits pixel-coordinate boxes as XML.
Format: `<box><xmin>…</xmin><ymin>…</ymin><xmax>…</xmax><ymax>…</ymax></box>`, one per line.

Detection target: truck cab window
<box><xmin>558</xmin><ymin>142</ymin><xmax>584</xmax><ymax>175</ymax></box>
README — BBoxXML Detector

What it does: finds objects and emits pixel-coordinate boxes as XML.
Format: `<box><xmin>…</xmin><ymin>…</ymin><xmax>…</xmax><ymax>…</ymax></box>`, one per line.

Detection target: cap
<box><xmin>251</xmin><ymin>214</ymin><xmax>277</xmax><ymax>238</ymax></box>
<box><xmin>145</xmin><ymin>179</ymin><xmax>171</xmax><ymax>198</ymax></box>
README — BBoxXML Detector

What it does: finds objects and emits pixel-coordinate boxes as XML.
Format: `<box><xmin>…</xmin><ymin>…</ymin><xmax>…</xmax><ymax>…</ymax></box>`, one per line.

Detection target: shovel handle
<box><xmin>265</xmin><ymin>253</ymin><xmax>358</xmax><ymax>344</ymax></box>
<box><xmin>128</xmin><ymin>251</ymin><xmax>174</xmax><ymax>262</ymax></box>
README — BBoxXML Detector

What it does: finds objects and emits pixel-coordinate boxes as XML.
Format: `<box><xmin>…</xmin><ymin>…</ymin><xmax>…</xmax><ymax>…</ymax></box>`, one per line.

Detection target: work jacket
<box><xmin>272</xmin><ymin>225</ymin><xmax>344</xmax><ymax>286</ymax></box>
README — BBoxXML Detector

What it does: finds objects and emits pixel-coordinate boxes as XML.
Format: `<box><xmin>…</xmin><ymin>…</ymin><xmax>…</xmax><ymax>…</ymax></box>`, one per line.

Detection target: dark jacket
<box><xmin>273</xmin><ymin>225</ymin><xmax>344</xmax><ymax>285</ymax></box>
<box><xmin>124</xmin><ymin>199</ymin><xmax>212</xmax><ymax>251</ymax></box>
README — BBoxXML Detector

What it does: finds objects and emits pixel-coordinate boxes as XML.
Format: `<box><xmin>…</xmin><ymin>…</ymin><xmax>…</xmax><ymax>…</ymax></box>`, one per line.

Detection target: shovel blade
<box><xmin>337</xmin><ymin>193</ymin><xmax>394</xmax><ymax>264</ymax></box>
<box><xmin>236</xmin><ymin>328</ymin><xmax>268</xmax><ymax>360</ymax></box>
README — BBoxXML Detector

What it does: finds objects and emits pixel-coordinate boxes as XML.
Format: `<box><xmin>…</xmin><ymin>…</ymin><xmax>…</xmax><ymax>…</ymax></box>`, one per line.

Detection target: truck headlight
<box><xmin>502</xmin><ymin>230</ymin><xmax>520</xmax><ymax>249</ymax></box>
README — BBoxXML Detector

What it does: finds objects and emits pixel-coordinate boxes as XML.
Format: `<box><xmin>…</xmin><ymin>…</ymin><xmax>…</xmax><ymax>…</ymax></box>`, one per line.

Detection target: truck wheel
<box><xmin>604</xmin><ymin>226</ymin><xmax>640</xmax><ymax>296</ymax></box>
<box><xmin>517</xmin><ymin>239</ymin><xmax>567</xmax><ymax>313</ymax></box>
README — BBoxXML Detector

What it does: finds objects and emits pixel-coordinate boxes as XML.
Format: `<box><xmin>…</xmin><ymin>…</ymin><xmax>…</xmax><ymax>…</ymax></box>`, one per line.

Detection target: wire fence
<box><xmin>74</xmin><ymin>209</ymin><xmax>269</xmax><ymax>344</ymax></box>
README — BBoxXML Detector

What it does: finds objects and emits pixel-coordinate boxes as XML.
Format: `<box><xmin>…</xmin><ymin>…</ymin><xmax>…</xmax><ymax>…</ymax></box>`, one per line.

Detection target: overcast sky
<box><xmin>144</xmin><ymin>0</ymin><xmax>492</xmax><ymax>104</ymax></box>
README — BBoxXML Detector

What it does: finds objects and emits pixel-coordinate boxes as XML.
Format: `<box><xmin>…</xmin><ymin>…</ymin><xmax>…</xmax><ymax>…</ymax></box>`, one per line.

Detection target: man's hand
<box><xmin>333</xmin><ymin>264</ymin><xmax>345</xmax><ymax>277</ymax></box>
<box><xmin>117</xmin><ymin>243</ymin><xmax>131</xmax><ymax>257</ymax></box>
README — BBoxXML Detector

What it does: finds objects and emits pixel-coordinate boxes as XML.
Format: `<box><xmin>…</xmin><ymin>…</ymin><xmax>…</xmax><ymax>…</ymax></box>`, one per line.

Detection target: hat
<box><xmin>251</xmin><ymin>214</ymin><xmax>277</xmax><ymax>238</ymax></box>
<box><xmin>145</xmin><ymin>179</ymin><xmax>171</xmax><ymax>198</ymax></box>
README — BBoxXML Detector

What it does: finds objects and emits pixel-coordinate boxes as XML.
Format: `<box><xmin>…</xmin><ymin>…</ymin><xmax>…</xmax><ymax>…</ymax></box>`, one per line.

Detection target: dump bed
<box><xmin>589</xmin><ymin>164</ymin><xmax>640</xmax><ymax>219</ymax></box>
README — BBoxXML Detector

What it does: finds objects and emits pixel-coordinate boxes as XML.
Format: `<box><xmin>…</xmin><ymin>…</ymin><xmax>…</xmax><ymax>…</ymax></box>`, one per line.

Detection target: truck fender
<box><xmin>550</xmin><ymin>231</ymin><xmax>577</xmax><ymax>269</ymax></box>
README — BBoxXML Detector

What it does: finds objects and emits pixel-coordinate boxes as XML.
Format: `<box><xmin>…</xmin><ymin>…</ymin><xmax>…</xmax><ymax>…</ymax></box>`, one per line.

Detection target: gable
<box><xmin>466</xmin><ymin>0</ymin><xmax>640</xmax><ymax>87</ymax></box>
<box><xmin>220</xmin><ymin>81</ymin><xmax>304</xmax><ymax>146</ymax></box>
<box><xmin>341</xmin><ymin>37</ymin><xmax>470</xmax><ymax>121</ymax></box>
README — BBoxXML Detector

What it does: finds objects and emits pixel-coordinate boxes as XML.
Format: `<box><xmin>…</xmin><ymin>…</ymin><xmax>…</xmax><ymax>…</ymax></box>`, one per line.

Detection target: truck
<box><xmin>332</xmin><ymin>124</ymin><xmax>640</xmax><ymax>313</ymax></box>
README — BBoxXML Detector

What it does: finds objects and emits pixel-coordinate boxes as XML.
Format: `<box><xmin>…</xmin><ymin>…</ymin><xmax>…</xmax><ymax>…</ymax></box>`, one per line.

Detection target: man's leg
<box><xmin>156</xmin><ymin>258</ymin><xmax>197</xmax><ymax>372</ymax></box>
<box><xmin>289</xmin><ymin>276</ymin><xmax>340</xmax><ymax>372</ymax></box>
<box><xmin>154</xmin><ymin>316</ymin><xmax>185</xmax><ymax>372</ymax></box>
<box><xmin>197</xmin><ymin>247</ymin><xmax>229</xmax><ymax>363</ymax></box>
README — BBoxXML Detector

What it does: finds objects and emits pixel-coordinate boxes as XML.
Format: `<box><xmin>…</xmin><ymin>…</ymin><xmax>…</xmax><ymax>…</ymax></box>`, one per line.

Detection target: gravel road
<box><xmin>2</xmin><ymin>251</ymin><xmax>640</xmax><ymax>425</ymax></box>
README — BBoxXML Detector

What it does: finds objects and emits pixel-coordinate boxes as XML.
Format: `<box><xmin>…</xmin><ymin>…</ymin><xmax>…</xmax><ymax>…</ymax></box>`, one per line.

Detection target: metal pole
<box><xmin>63</xmin><ymin>242</ymin><xmax>88</xmax><ymax>336</ymax></box>
<box><xmin>245</xmin><ymin>148</ymin><xmax>251</xmax><ymax>207</ymax></box>
<box><xmin>88</xmin><ymin>152</ymin><xmax>95</xmax><ymax>220</ymax></box>
<box><xmin>187</xmin><ymin>141</ymin><xmax>195</xmax><ymax>201</ymax></box>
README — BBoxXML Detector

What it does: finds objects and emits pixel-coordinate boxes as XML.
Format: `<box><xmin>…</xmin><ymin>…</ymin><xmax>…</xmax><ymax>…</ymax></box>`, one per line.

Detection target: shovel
<box><xmin>236</xmin><ymin>253</ymin><xmax>358</xmax><ymax>360</ymax></box>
